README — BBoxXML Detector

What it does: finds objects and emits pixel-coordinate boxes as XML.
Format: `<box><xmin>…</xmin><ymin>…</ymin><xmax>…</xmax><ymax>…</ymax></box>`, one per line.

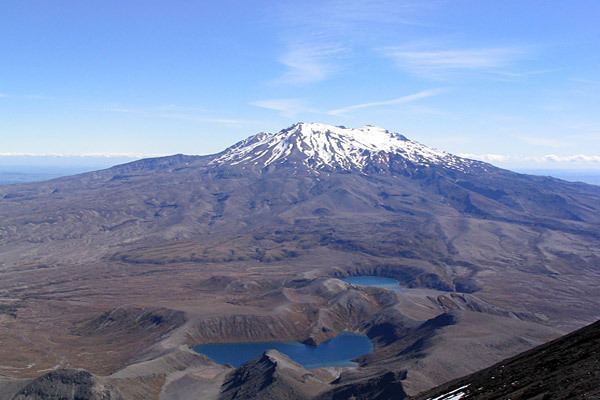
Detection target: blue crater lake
<box><xmin>193</xmin><ymin>332</ymin><xmax>373</xmax><ymax>368</ymax></box>
<box><xmin>342</xmin><ymin>275</ymin><xmax>402</xmax><ymax>290</ymax></box>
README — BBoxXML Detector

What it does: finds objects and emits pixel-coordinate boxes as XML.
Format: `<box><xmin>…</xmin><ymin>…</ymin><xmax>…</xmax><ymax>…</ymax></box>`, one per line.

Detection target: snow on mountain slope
<box><xmin>211</xmin><ymin>122</ymin><xmax>486</xmax><ymax>173</ymax></box>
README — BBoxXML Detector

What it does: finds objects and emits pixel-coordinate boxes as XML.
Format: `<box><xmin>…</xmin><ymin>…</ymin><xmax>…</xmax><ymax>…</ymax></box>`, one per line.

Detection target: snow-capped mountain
<box><xmin>211</xmin><ymin>122</ymin><xmax>486</xmax><ymax>173</ymax></box>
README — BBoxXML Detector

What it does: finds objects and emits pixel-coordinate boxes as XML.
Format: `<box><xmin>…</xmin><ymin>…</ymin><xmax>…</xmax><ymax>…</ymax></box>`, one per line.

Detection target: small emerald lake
<box><xmin>342</xmin><ymin>275</ymin><xmax>402</xmax><ymax>290</ymax></box>
<box><xmin>193</xmin><ymin>332</ymin><xmax>373</xmax><ymax>368</ymax></box>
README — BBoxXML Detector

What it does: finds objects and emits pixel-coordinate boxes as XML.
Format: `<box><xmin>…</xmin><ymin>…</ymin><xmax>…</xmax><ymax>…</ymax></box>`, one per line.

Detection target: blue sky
<box><xmin>1</xmin><ymin>0</ymin><xmax>599</xmax><ymax>169</ymax></box>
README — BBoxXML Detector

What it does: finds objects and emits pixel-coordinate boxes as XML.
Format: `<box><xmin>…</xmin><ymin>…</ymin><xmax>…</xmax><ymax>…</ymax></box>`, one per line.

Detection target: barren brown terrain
<box><xmin>1</xmin><ymin>124</ymin><xmax>599</xmax><ymax>399</ymax></box>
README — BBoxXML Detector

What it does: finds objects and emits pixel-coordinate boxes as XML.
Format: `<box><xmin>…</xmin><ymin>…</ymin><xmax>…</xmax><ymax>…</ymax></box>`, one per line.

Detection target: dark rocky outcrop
<box><xmin>219</xmin><ymin>350</ymin><xmax>329</xmax><ymax>400</ymax></box>
<box><xmin>10</xmin><ymin>369</ymin><xmax>123</xmax><ymax>400</ymax></box>
<box><xmin>318</xmin><ymin>370</ymin><xmax>408</xmax><ymax>400</ymax></box>
<box><xmin>73</xmin><ymin>307</ymin><xmax>185</xmax><ymax>337</ymax></box>
<box><xmin>430</xmin><ymin>293</ymin><xmax>547</xmax><ymax>323</ymax></box>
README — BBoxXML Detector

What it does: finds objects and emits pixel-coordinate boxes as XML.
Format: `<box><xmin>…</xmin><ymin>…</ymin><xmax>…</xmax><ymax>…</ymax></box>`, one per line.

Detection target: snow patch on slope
<box><xmin>427</xmin><ymin>384</ymin><xmax>471</xmax><ymax>400</ymax></box>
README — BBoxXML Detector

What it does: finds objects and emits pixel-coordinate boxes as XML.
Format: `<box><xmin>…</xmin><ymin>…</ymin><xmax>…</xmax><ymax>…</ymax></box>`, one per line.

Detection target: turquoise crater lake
<box><xmin>193</xmin><ymin>332</ymin><xmax>373</xmax><ymax>368</ymax></box>
<box><xmin>342</xmin><ymin>275</ymin><xmax>402</xmax><ymax>290</ymax></box>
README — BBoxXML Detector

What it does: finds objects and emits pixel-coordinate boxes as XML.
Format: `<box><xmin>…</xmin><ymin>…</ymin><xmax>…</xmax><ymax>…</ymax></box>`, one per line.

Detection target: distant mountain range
<box><xmin>517</xmin><ymin>168</ymin><xmax>600</xmax><ymax>186</ymax></box>
<box><xmin>0</xmin><ymin>168</ymin><xmax>81</xmax><ymax>185</ymax></box>
<box><xmin>3</xmin><ymin>167</ymin><xmax>599</xmax><ymax>186</ymax></box>
<box><xmin>2</xmin><ymin>126</ymin><xmax>599</xmax><ymax>185</ymax></box>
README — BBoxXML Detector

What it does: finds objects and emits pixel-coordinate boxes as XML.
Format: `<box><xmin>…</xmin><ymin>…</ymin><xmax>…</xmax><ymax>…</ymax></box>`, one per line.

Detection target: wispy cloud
<box><xmin>459</xmin><ymin>153</ymin><xmax>511</xmax><ymax>163</ymax></box>
<box><xmin>273</xmin><ymin>0</ymin><xmax>433</xmax><ymax>41</ymax></box>
<box><xmin>328</xmin><ymin>89</ymin><xmax>443</xmax><ymax>115</ymax></box>
<box><xmin>250</xmin><ymin>98</ymin><xmax>315</xmax><ymax>117</ymax></box>
<box><xmin>154</xmin><ymin>113</ymin><xmax>252</xmax><ymax>125</ymax></box>
<box><xmin>514</xmin><ymin>135</ymin><xmax>568</xmax><ymax>148</ymax></box>
<box><xmin>461</xmin><ymin>153</ymin><xmax>600</xmax><ymax>164</ymax></box>
<box><xmin>276</xmin><ymin>44</ymin><xmax>345</xmax><ymax>84</ymax></box>
<box><xmin>0</xmin><ymin>92</ymin><xmax>54</xmax><ymax>100</ymax></box>
<box><xmin>251</xmin><ymin>89</ymin><xmax>442</xmax><ymax>117</ymax></box>
<box><xmin>22</xmin><ymin>94</ymin><xmax>55</xmax><ymax>100</ymax></box>
<box><xmin>570</xmin><ymin>78</ymin><xmax>600</xmax><ymax>85</ymax></box>
<box><xmin>540</xmin><ymin>154</ymin><xmax>600</xmax><ymax>163</ymax></box>
<box><xmin>0</xmin><ymin>152</ymin><xmax>164</xmax><ymax>158</ymax></box>
<box><xmin>105</xmin><ymin>104</ymin><xmax>251</xmax><ymax>125</ymax></box>
<box><xmin>382</xmin><ymin>46</ymin><xmax>526</xmax><ymax>78</ymax></box>
<box><xmin>270</xmin><ymin>1</ymin><xmax>434</xmax><ymax>85</ymax></box>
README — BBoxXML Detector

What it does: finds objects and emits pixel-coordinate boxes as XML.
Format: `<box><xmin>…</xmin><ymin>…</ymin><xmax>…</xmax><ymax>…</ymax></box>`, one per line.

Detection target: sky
<box><xmin>1</xmin><ymin>0</ymin><xmax>600</xmax><ymax>170</ymax></box>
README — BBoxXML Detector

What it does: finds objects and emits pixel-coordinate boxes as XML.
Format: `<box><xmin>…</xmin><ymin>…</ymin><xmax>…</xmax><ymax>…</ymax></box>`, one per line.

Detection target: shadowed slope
<box><xmin>219</xmin><ymin>350</ymin><xmax>329</xmax><ymax>400</ymax></box>
<box><xmin>413</xmin><ymin>319</ymin><xmax>600</xmax><ymax>400</ymax></box>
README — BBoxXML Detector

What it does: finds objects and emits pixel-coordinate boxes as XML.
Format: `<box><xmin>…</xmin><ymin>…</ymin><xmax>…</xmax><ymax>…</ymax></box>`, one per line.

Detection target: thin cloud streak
<box><xmin>461</xmin><ymin>153</ymin><xmax>600</xmax><ymax>164</ymax></box>
<box><xmin>459</xmin><ymin>153</ymin><xmax>511</xmax><ymax>163</ymax></box>
<box><xmin>382</xmin><ymin>46</ymin><xmax>526</xmax><ymax>78</ymax></box>
<box><xmin>105</xmin><ymin>104</ymin><xmax>251</xmax><ymax>125</ymax></box>
<box><xmin>273</xmin><ymin>0</ymin><xmax>435</xmax><ymax>42</ymax></box>
<box><xmin>250</xmin><ymin>98</ymin><xmax>315</xmax><ymax>117</ymax></box>
<box><xmin>328</xmin><ymin>89</ymin><xmax>443</xmax><ymax>115</ymax></box>
<box><xmin>0</xmin><ymin>93</ymin><xmax>54</xmax><ymax>100</ymax></box>
<box><xmin>542</xmin><ymin>154</ymin><xmax>600</xmax><ymax>163</ymax></box>
<box><xmin>276</xmin><ymin>44</ymin><xmax>345</xmax><ymax>84</ymax></box>
<box><xmin>271</xmin><ymin>1</ymin><xmax>435</xmax><ymax>85</ymax></box>
<box><xmin>0</xmin><ymin>152</ymin><xmax>166</xmax><ymax>158</ymax></box>
<box><xmin>156</xmin><ymin>113</ymin><xmax>253</xmax><ymax>125</ymax></box>
<box><xmin>570</xmin><ymin>78</ymin><xmax>600</xmax><ymax>85</ymax></box>
<box><xmin>515</xmin><ymin>135</ymin><xmax>568</xmax><ymax>148</ymax></box>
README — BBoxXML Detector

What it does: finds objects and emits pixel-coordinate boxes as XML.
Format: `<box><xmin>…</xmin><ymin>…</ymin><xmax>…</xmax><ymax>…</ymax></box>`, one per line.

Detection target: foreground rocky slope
<box><xmin>1</xmin><ymin>123</ymin><xmax>599</xmax><ymax>398</ymax></box>
<box><xmin>413</xmin><ymin>319</ymin><xmax>600</xmax><ymax>400</ymax></box>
